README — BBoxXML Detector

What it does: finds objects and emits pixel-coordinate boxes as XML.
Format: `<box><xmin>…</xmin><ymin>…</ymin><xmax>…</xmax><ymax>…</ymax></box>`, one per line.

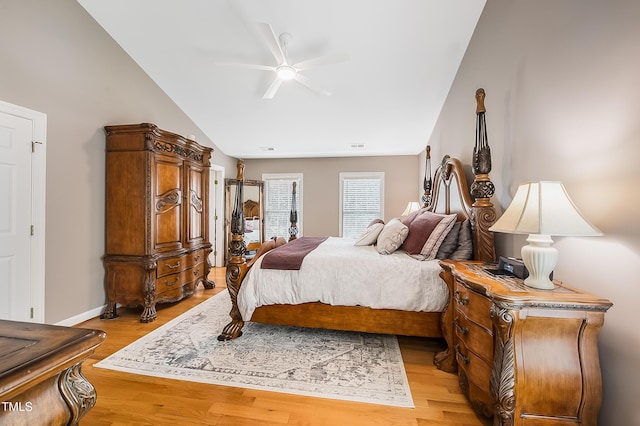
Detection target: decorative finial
<box><xmin>236</xmin><ymin>159</ymin><xmax>245</xmax><ymax>180</ymax></box>
<box><xmin>476</xmin><ymin>88</ymin><xmax>486</xmax><ymax>113</ymax></box>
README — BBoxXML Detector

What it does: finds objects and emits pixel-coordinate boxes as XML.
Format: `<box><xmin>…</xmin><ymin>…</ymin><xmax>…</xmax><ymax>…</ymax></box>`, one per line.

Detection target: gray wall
<box><xmin>245</xmin><ymin>155</ymin><xmax>420</xmax><ymax>237</ymax></box>
<box><xmin>0</xmin><ymin>0</ymin><xmax>238</xmax><ymax>324</ymax></box>
<box><xmin>427</xmin><ymin>0</ymin><xmax>640</xmax><ymax>424</ymax></box>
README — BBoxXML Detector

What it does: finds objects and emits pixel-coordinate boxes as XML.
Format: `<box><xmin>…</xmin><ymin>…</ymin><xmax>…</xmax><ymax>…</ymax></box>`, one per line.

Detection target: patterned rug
<box><xmin>94</xmin><ymin>290</ymin><xmax>414</xmax><ymax>407</ymax></box>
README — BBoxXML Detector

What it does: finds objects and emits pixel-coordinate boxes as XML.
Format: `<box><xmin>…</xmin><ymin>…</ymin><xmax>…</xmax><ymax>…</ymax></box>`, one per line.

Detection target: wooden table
<box><xmin>0</xmin><ymin>320</ymin><xmax>105</xmax><ymax>425</ymax></box>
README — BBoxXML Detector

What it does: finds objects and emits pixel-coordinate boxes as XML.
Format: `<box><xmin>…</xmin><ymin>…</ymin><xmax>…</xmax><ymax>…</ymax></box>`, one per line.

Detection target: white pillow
<box><xmin>354</xmin><ymin>222</ymin><xmax>385</xmax><ymax>246</ymax></box>
<box><xmin>376</xmin><ymin>218</ymin><xmax>409</xmax><ymax>255</ymax></box>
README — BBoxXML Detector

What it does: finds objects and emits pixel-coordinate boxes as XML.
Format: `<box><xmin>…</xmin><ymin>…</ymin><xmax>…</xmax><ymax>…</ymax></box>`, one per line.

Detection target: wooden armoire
<box><xmin>101</xmin><ymin>123</ymin><xmax>215</xmax><ymax>323</ymax></box>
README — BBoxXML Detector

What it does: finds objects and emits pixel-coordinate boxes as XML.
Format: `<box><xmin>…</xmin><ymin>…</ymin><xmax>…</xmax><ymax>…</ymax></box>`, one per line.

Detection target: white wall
<box><xmin>427</xmin><ymin>0</ymin><xmax>640</xmax><ymax>423</ymax></box>
<box><xmin>0</xmin><ymin>0</ymin><xmax>238</xmax><ymax>324</ymax></box>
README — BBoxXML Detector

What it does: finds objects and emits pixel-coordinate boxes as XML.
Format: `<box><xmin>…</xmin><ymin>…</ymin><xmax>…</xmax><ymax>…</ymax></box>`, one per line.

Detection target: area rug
<box><xmin>94</xmin><ymin>290</ymin><xmax>414</xmax><ymax>408</ymax></box>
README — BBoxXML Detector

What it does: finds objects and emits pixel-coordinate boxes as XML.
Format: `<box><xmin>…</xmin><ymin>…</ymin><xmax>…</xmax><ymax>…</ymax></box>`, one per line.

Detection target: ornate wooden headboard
<box><xmin>425</xmin><ymin>153</ymin><xmax>497</xmax><ymax>263</ymax></box>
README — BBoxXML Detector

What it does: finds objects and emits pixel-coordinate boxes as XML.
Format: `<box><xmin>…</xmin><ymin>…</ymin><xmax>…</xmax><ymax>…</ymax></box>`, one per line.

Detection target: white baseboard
<box><xmin>55</xmin><ymin>305</ymin><xmax>105</xmax><ymax>327</ymax></box>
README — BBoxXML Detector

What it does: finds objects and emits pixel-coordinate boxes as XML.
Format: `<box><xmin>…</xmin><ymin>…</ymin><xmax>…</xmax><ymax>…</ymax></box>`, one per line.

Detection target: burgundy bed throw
<box><xmin>260</xmin><ymin>236</ymin><xmax>328</xmax><ymax>270</ymax></box>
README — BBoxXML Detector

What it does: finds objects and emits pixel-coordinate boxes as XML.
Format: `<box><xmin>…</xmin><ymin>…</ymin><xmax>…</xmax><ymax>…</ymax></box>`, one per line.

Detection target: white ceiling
<box><xmin>78</xmin><ymin>0</ymin><xmax>485</xmax><ymax>159</ymax></box>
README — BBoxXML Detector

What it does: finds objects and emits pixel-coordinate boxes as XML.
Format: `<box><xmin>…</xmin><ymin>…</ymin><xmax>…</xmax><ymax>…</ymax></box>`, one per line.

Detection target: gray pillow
<box><xmin>451</xmin><ymin>219</ymin><xmax>473</xmax><ymax>260</ymax></box>
<box><xmin>436</xmin><ymin>221</ymin><xmax>461</xmax><ymax>259</ymax></box>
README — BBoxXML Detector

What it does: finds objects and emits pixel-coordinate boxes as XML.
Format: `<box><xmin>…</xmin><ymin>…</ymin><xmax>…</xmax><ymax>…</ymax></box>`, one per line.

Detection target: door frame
<box><xmin>0</xmin><ymin>100</ymin><xmax>47</xmax><ymax>322</ymax></box>
<box><xmin>210</xmin><ymin>164</ymin><xmax>225</xmax><ymax>267</ymax></box>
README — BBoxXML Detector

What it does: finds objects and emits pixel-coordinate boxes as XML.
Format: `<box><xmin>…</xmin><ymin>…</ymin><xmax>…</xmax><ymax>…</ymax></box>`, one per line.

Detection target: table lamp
<box><xmin>489</xmin><ymin>181</ymin><xmax>602</xmax><ymax>290</ymax></box>
<box><xmin>402</xmin><ymin>201</ymin><xmax>421</xmax><ymax>216</ymax></box>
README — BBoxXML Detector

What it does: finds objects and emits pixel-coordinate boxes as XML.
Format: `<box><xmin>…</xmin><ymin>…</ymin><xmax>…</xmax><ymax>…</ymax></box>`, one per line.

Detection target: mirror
<box><xmin>225</xmin><ymin>178</ymin><xmax>264</xmax><ymax>263</ymax></box>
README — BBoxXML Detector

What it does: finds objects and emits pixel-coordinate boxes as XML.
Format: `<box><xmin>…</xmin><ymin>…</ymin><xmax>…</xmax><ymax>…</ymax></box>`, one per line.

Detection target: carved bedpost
<box><xmin>288</xmin><ymin>181</ymin><xmax>298</xmax><ymax>241</ymax></box>
<box><xmin>421</xmin><ymin>145</ymin><xmax>433</xmax><ymax>208</ymax></box>
<box><xmin>218</xmin><ymin>160</ymin><xmax>248</xmax><ymax>341</ymax></box>
<box><xmin>471</xmin><ymin>88</ymin><xmax>497</xmax><ymax>262</ymax></box>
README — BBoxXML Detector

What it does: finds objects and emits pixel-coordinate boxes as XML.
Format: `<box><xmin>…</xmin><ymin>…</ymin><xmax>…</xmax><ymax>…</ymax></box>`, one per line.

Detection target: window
<box><xmin>340</xmin><ymin>172</ymin><xmax>384</xmax><ymax>238</ymax></box>
<box><xmin>263</xmin><ymin>173</ymin><xmax>303</xmax><ymax>240</ymax></box>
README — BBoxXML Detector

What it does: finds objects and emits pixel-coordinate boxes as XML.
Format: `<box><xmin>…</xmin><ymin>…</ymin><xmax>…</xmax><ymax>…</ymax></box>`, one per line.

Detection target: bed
<box><xmin>218</xmin><ymin>149</ymin><xmax>497</xmax><ymax>373</ymax></box>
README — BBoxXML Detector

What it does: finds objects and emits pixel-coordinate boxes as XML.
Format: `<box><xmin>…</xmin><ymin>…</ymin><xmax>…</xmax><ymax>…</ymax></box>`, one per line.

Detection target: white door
<box><xmin>0</xmin><ymin>101</ymin><xmax>46</xmax><ymax>322</ymax></box>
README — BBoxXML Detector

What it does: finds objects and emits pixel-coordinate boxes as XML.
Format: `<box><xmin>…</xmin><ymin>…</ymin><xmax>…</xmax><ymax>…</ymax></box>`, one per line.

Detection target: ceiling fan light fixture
<box><xmin>276</xmin><ymin>65</ymin><xmax>297</xmax><ymax>80</ymax></box>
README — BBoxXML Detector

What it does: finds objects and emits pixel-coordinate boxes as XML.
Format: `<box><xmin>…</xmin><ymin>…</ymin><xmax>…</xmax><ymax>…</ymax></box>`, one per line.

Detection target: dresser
<box><xmin>439</xmin><ymin>260</ymin><xmax>612</xmax><ymax>425</ymax></box>
<box><xmin>101</xmin><ymin>123</ymin><xmax>215</xmax><ymax>323</ymax></box>
<box><xmin>0</xmin><ymin>320</ymin><xmax>105</xmax><ymax>425</ymax></box>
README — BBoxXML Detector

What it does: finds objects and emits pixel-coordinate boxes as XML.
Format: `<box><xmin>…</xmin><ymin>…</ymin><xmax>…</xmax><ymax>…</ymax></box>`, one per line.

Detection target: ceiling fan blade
<box><xmin>292</xmin><ymin>53</ymin><xmax>349</xmax><ymax>71</ymax></box>
<box><xmin>213</xmin><ymin>62</ymin><xmax>275</xmax><ymax>72</ymax></box>
<box><xmin>263</xmin><ymin>77</ymin><xmax>284</xmax><ymax>99</ymax></box>
<box><xmin>256</xmin><ymin>22</ymin><xmax>285</xmax><ymax>65</ymax></box>
<box><xmin>293</xmin><ymin>73</ymin><xmax>331</xmax><ymax>97</ymax></box>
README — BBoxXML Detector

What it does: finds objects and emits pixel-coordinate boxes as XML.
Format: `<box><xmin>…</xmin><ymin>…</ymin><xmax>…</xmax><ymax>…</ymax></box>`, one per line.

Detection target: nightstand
<box><xmin>439</xmin><ymin>260</ymin><xmax>612</xmax><ymax>425</ymax></box>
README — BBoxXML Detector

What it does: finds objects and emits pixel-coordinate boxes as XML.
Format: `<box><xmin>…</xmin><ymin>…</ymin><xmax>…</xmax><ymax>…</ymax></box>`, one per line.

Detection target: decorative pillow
<box><xmin>451</xmin><ymin>219</ymin><xmax>474</xmax><ymax>260</ymax></box>
<box><xmin>354</xmin><ymin>221</ymin><xmax>385</xmax><ymax>246</ymax></box>
<box><xmin>402</xmin><ymin>211</ymin><xmax>457</xmax><ymax>260</ymax></box>
<box><xmin>367</xmin><ymin>218</ymin><xmax>385</xmax><ymax>227</ymax></box>
<box><xmin>399</xmin><ymin>207</ymin><xmax>427</xmax><ymax>226</ymax></box>
<box><xmin>436</xmin><ymin>221</ymin><xmax>462</xmax><ymax>259</ymax></box>
<box><xmin>376</xmin><ymin>218</ymin><xmax>409</xmax><ymax>255</ymax></box>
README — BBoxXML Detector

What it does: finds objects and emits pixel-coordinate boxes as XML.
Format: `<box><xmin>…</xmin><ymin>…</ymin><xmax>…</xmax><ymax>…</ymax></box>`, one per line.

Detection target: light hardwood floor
<box><xmin>77</xmin><ymin>268</ymin><xmax>491</xmax><ymax>426</ymax></box>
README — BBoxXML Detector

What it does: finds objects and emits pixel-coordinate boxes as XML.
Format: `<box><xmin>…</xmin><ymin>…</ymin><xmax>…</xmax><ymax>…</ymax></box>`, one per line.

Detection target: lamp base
<box><xmin>521</xmin><ymin>234</ymin><xmax>557</xmax><ymax>290</ymax></box>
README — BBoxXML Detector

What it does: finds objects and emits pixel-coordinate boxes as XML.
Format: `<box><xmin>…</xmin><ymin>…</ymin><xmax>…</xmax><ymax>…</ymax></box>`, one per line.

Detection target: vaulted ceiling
<box><xmin>78</xmin><ymin>0</ymin><xmax>485</xmax><ymax>158</ymax></box>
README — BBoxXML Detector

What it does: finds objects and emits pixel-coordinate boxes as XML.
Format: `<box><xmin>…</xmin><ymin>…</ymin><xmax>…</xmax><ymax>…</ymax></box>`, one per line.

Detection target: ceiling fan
<box><xmin>222</xmin><ymin>22</ymin><xmax>348</xmax><ymax>99</ymax></box>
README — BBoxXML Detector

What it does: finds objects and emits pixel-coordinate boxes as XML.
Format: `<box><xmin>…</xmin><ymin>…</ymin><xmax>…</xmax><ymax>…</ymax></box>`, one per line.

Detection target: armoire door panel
<box><xmin>186</xmin><ymin>163</ymin><xmax>205</xmax><ymax>246</ymax></box>
<box><xmin>105</xmin><ymin>151</ymin><xmax>147</xmax><ymax>255</ymax></box>
<box><xmin>154</xmin><ymin>157</ymin><xmax>183</xmax><ymax>251</ymax></box>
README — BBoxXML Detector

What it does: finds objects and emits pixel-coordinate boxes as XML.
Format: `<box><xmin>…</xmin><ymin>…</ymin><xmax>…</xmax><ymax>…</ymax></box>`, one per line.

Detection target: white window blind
<box><xmin>340</xmin><ymin>172</ymin><xmax>384</xmax><ymax>238</ymax></box>
<box><xmin>263</xmin><ymin>174</ymin><xmax>303</xmax><ymax>240</ymax></box>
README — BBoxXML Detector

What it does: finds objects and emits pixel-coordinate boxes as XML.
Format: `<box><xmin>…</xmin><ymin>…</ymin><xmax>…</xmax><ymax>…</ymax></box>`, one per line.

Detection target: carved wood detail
<box><xmin>58</xmin><ymin>363</ymin><xmax>97</xmax><ymax>425</ymax></box>
<box><xmin>490</xmin><ymin>305</ymin><xmax>516</xmax><ymax>425</ymax></box>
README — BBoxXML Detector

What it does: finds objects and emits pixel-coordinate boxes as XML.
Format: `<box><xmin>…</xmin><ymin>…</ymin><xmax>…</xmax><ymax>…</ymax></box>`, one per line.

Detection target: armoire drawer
<box><xmin>156</xmin><ymin>250</ymin><xmax>205</xmax><ymax>277</ymax></box>
<box><xmin>156</xmin><ymin>262</ymin><xmax>206</xmax><ymax>294</ymax></box>
<box><xmin>157</xmin><ymin>256</ymin><xmax>185</xmax><ymax>277</ymax></box>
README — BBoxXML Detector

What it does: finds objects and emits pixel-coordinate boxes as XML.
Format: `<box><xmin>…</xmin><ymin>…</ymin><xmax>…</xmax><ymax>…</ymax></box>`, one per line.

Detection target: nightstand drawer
<box><xmin>454</xmin><ymin>280</ymin><xmax>493</xmax><ymax>330</ymax></box>
<box><xmin>455</xmin><ymin>340</ymin><xmax>492</xmax><ymax>390</ymax></box>
<box><xmin>454</xmin><ymin>313</ymin><xmax>493</xmax><ymax>364</ymax></box>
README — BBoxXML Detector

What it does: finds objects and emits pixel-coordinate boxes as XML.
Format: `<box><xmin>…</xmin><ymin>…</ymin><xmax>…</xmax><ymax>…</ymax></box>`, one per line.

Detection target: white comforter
<box><xmin>237</xmin><ymin>237</ymin><xmax>449</xmax><ymax>321</ymax></box>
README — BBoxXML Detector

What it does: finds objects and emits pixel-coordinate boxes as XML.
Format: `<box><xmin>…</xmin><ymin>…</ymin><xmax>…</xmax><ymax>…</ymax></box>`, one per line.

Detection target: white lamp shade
<box><xmin>489</xmin><ymin>181</ymin><xmax>602</xmax><ymax>237</ymax></box>
<box><xmin>402</xmin><ymin>201</ymin><xmax>421</xmax><ymax>216</ymax></box>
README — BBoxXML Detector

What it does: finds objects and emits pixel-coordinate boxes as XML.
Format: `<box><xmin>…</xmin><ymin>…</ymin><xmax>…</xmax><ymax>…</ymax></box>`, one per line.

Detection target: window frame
<box><xmin>339</xmin><ymin>171</ymin><xmax>385</xmax><ymax>238</ymax></box>
<box><xmin>262</xmin><ymin>173</ymin><xmax>303</xmax><ymax>240</ymax></box>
